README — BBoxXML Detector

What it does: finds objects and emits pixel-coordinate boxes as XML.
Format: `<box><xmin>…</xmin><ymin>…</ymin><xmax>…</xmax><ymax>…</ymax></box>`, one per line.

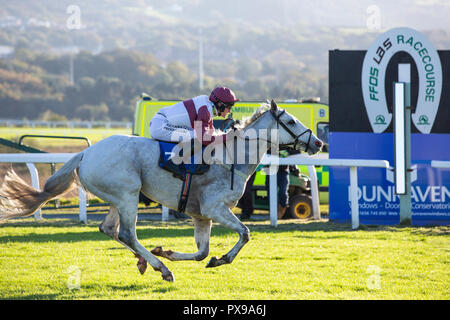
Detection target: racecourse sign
<box><xmin>329</xmin><ymin>28</ymin><xmax>450</xmax><ymax>226</ymax></box>
<box><xmin>361</xmin><ymin>27</ymin><xmax>442</xmax><ymax>134</ymax></box>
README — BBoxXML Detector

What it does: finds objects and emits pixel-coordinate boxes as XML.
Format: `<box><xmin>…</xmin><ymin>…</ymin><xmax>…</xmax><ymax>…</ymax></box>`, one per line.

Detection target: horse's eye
<box><xmin>288</xmin><ymin>120</ymin><xmax>296</xmax><ymax>125</ymax></box>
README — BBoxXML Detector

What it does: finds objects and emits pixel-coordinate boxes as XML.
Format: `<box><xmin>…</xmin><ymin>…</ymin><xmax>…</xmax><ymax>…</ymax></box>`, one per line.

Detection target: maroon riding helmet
<box><xmin>209</xmin><ymin>87</ymin><xmax>240</xmax><ymax>112</ymax></box>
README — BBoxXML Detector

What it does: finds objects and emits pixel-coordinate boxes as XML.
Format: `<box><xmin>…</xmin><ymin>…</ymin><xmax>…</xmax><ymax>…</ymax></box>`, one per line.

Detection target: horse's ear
<box><xmin>270</xmin><ymin>99</ymin><xmax>278</xmax><ymax>111</ymax></box>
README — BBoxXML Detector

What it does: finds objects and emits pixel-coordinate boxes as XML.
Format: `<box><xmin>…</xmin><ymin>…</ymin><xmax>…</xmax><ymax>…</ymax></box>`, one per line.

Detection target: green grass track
<box><xmin>0</xmin><ymin>218</ymin><xmax>448</xmax><ymax>300</ymax></box>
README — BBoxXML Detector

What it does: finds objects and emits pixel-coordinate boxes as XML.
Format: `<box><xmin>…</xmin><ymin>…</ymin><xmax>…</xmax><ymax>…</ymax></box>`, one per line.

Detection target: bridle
<box><xmin>270</xmin><ymin>109</ymin><xmax>312</xmax><ymax>153</ymax></box>
<box><xmin>224</xmin><ymin>108</ymin><xmax>313</xmax><ymax>153</ymax></box>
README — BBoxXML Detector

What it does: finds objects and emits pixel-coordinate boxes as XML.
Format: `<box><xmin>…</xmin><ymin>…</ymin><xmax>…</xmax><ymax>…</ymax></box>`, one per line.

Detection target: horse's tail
<box><xmin>0</xmin><ymin>152</ymin><xmax>84</xmax><ymax>222</ymax></box>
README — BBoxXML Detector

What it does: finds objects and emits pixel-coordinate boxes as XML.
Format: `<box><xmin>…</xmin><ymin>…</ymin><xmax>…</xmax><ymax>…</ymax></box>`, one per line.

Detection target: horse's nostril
<box><xmin>315</xmin><ymin>140</ymin><xmax>322</xmax><ymax>147</ymax></box>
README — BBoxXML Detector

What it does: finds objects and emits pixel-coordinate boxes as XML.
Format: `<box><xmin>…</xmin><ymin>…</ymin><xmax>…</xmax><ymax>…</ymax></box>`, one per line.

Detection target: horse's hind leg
<box><xmin>116</xmin><ymin>199</ymin><xmax>175</xmax><ymax>282</ymax></box>
<box><xmin>203</xmin><ymin>203</ymin><xmax>250</xmax><ymax>268</ymax></box>
<box><xmin>99</xmin><ymin>205</ymin><xmax>120</xmax><ymax>240</ymax></box>
<box><xmin>151</xmin><ymin>218</ymin><xmax>211</xmax><ymax>261</ymax></box>
<box><xmin>99</xmin><ymin>205</ymin><xmax>148</xmax><ymax>274</ymax></box>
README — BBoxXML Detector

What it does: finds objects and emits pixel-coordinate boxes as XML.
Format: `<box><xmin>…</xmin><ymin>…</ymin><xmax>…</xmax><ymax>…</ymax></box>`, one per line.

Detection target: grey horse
<box><xmin>0</xmin><ymin>100</ymin><xmax>323</xmax><ymax>282</ymax></box>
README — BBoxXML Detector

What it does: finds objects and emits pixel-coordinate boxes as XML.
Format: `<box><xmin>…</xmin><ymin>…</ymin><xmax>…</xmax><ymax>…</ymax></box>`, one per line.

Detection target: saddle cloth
<box><xmin>158</xmin><ymin>140</ymin><xmax>210</xmax><ymax>213</ymax></box>
<box><xmin>158</xmin><ymin>140</ymin><xmax>210</xmax><ymax>180</ymax></box>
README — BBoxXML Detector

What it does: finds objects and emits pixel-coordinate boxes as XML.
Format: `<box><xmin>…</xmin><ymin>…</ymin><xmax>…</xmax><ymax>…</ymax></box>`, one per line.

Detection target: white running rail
<box><xmin>261</xmin><ymin>154</ymin><xmax>390</xmax><ymax>229</ymax></box>
<box><xmin>0</xmin><ymin>152</ymin><xmax>391</xmax><ymax>228</ymax></box>
<box><xmin>431</xmin><ymin>160</ymin><xmax>450</xmax><ymax>169</ymax></box>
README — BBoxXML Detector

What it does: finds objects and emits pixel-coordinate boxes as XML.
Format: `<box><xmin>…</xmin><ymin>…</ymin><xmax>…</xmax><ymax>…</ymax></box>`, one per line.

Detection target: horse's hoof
<box><xmin>135</xmin><ymin>254</ymin><xmax>148</xmax><ymax>275</ymax></box>
<box><xmin>206</xmin><ymin>256</ymin><xmax>219</xmax><ymax>268</ymax></box>
<box><xmin>151</xmin><ymin>246</ymin><xmax>163</xmax><ymax>256</ymax></box>
<box><xmin>137</xmin><ymin>261</ymin><xmax>147</xmax><ymax>275</ymax></box>
<box><xmin>162</xmin><ymin>272</ymin><xmax>175</xmax><ymax>282</ymax></box>
<box><xmin>151</xmin><ymin>246</ymin><xmax>174</xmax><ymax>260</ymax></box>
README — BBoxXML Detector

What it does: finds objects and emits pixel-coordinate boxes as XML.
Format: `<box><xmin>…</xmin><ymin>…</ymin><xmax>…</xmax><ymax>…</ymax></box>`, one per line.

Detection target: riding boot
<box><xmin>240</xmin><ymin>210</ymin><xmax>252</xmax><ymax>221</ymax></box>
<box><xmin>278</xmin><ymin>204</ymin><xmax>287</xmax><ymax>219</ymax></box>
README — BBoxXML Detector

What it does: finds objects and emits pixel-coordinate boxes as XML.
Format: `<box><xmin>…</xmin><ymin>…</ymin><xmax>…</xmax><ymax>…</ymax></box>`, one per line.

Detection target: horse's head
<box><xmin>269</xmin><ymin>100</ymin><xmax>323</xmax><ymax>155</ymax></box>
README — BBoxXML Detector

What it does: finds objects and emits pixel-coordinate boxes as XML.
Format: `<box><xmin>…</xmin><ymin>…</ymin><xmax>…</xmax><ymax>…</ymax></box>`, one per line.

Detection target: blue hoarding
<box><xmin>329</xmin><ymin>132</ymin><xmax>450</xmax><ymax>226</ymax></box>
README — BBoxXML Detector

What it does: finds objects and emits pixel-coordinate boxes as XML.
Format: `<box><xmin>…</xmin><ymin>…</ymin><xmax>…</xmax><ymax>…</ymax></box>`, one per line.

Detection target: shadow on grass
<box><xmin>0</xmin><ymin>218</ymin><xmax>447</xmax><ymax>244</ymax></box>
<box><xmin>2</xmin><ymin>285</ymin><xmax>177</xmax><ymax>299</ymax></box>
<box><xmin>2</xmin><ymin>293</ymin><xmax>60</xmax><ymax>300</ymax></box>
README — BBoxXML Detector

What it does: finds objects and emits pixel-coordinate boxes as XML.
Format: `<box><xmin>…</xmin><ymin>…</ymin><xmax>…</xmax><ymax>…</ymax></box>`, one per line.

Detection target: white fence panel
<box><xmin>261</xmin><ymin>154</ymin><xmax>390</xmax><ymax>229</ymax></box>
<box><xmin>0</xmin><ymin>119</ymin><xmax>132</xmax><ymax>129</ymax></box>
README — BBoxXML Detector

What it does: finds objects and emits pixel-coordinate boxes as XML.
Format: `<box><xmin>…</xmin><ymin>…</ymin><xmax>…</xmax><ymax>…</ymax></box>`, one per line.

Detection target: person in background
<box><xmin>239</xmin><ymin>149</ymin><xmax>300</xmax><ymax>221</ymax></box>
<box><xmin>265</xmin><ymin>149</ymin><xmax>301</xmax><ymax>219</ymax></box>
<box><xmin>269</xmin><ymin>156</ymin><xmax>290</xmax><ymax>219</ymax></box>
<box><xmin>238</xmin><ymin>172</ymin><xmax>256</xmax><ymax>220</ymax></box>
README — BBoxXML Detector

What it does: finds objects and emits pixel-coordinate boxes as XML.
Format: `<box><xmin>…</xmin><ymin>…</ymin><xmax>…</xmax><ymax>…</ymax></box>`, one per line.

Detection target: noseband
<box><xmin>271</xmin><ymin>109</ymin><xmax>312</xmax><ymax>153</ymax></box>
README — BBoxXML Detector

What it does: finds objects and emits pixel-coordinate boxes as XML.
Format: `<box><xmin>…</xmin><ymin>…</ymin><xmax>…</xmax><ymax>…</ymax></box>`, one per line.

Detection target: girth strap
<box><xmin>178</xmin><ymin>170</ymin><xmax>193</xmax><ymax>213</ymax></box>
<box><xmin>218</xmin><ymin>163</ymin><xmax>248</xmax><ymax>184</ymax></box>
<box><xmin>230</xmin><ymin>163</ymin><xmax>235</xmax><ymax>190</ymax></box>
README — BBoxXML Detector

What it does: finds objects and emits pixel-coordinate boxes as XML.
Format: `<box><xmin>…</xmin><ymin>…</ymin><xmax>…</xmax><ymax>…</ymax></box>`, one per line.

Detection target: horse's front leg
<box><xmin>151</xmin><ymin>218</ymin><xmax>211</xmax><ymax>261</ymax></box>
<box><xmin>202</xmin><ymin>202</ymin><xmax>250</xmax><ymax>268</ymax></box>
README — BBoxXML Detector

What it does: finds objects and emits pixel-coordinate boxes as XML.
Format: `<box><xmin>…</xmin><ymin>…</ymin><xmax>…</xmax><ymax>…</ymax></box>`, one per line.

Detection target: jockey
<box><xmin>149</xmin><ymin>87</ymin><xmax>239</xmax><ymax>146</ymax></box>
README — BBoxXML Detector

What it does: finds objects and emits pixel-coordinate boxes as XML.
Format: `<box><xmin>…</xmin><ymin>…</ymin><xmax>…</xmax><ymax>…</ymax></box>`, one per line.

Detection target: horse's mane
<box><xmin>235</xmin><ymin>103</ymin><xmax>270</xmax><ymax>129</ymax></box>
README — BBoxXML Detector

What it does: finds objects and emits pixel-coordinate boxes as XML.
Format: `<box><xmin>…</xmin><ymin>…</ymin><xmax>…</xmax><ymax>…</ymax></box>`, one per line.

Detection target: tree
<box><xmin>236</xmin><ymin>58</ymin><xmax>262</xmax><ymax>82</ymax></box>
<box><xmin>38</xmin><ymin>110</ymin><xmax>67</xmax><ymax>121</ymax></box>
<box><xmin>75</xmin><ymin>103</ymin><xmax>109</xmax><ymax>121</ymax></box>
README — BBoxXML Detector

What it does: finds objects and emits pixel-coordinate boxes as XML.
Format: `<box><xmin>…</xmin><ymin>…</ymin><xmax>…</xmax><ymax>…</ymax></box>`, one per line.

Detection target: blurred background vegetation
<box><xmin>0</xmin><ymin>0</ymin><xmax>449</xmax><ymax>121</ymax></box>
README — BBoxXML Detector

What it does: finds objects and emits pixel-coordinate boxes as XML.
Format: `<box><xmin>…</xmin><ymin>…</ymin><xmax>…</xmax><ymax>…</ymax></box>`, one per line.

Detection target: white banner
<box><xmin>361</xmin><ymin>27</ymin><xmax>442</xmax><ymax>134</ymax></box>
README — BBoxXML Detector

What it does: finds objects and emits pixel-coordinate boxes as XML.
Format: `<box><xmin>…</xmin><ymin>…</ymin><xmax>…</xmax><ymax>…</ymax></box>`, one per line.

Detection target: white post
<box><xmin>349</xmin><ymin>166</ymin><xmax>359</xmax><ymax>229</ymax></box>
<box><xmin>397</xmin><ymin>64</ymin><xmax>412</xmax><ymax>225</ymax></box>
<box><xmin>26</xmin><ymin>163</ymin><xmax>42</xmax><ymax>220</ymax></box>
<box><xmin>394</xmin><ymin>82</ymin><xmax>406</xmax><ymax>195</ymax></box>
<box><xmin>78</xmin><ymin>187</ymin><xmax>87</xmax><ymax>223</ymax></box>
<box><xmin>269</xmin><ymin>166</ymin><xmax>278</xmax><ymax>227</ymax></box>
<box><xmin>162</xmin><ymin>206</ymin><xmax>169</xmax><ymax>221</ymax></box>
<box><xmin>307</xmin><ymin>165</ymin><xmax>321</xmax><ymax>220</ymax></box>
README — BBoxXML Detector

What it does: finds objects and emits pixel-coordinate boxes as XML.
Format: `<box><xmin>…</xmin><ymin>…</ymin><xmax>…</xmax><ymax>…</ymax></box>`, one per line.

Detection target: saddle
<box><xmin>158</xmin><ymin>140</ymin><xmax>210</xmax><ymax>212</ymax></box>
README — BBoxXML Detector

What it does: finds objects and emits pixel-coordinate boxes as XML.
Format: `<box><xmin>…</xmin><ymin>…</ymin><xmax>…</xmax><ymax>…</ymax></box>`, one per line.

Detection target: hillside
<box><xmin>0</xmin><ymin>0</ymin><xmax>449</xmax><ymax>121</ymax></box>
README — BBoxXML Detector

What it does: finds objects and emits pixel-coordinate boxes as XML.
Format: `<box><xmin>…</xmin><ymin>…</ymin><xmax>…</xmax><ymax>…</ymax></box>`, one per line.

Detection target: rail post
<box><xmin>25</xmin><ymin>163</ymin><xmax>42</xmax><ymax>220</ymax></box>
